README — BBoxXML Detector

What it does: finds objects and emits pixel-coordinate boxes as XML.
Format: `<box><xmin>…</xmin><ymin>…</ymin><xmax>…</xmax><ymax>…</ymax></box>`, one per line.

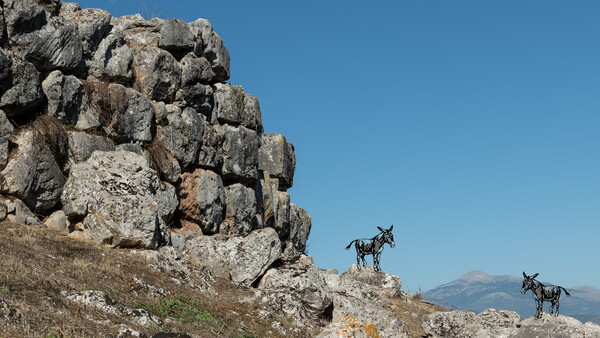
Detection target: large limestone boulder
<box><xmin>197</xmin><ymin>118</ymin><xmax>223</xmax><ymax>170</ymax></box>
<box><xmin>516</xmin><ymin>313</ymin><xmax>600</xmax><ymax>338</ymax></box>
<box><xmin>421</xmin><ymin>310</ymin><xmax>600</xmax><ymax>338</ymax></box>
<box><xmin>156</xmin><ymin>107</ymin><xmax>203</xmax><ymax>169</ymax></box>
<box><xmin>321</xmin><ymin>265</ymin><xmax>408</xmax><ymax>338</ymax></box>
<box><xmin>62</xmin><ymin>7</ymin><xmax>112</xmax><ymax>57</ymax></box>
<box><xmin>42</xmin><ymin>70</ymin><xmax>85</xmax><ymax>125</ymax></box>
<box><xmin>317</xmin><ymin>316</ymin><xmax>388</xmax><ymax>338</ymax></box>
<box><xmin>328</xmin><ymin>264</ymin><xmax>403</xmax><ymax>301</ymax></box>
<box><xmin>4</xmin><ymin>0</ymin><xmax>82</xmax><ymax>71</ymax></box>
<box><xmin>175</xmin><ymin>54</ymin><xmax>213</xmax><ymax>114</ymax></box>
<box><xmin>255</xmin><ymin>174</ymin><xmax>290</xmax><ymax>239</ymax></box>
<box><xmin>0</xmin><ymin>131</ymin><xmax>66</xmax><ymax>211</ymax></box>
<box><xmin>158</xmin><ymin>19</ymin><xmax>194</xmax><ymax>51</ymax></box>
<box><xmin>212</xmin><ymin>83</ymin><xmax>244</xmax><ymax>125</ymax></box>
<box><xmin>133</xmin><ymin>46</ymin><xmax>181</xmax><ymax>101</ymax></box>
<box><xmin>183</xmin><ymin>227</ymin><xmax>282</xmax><ymax>286</ymax></box>
<box><xmin>243</xmin><ymin>93</ymin><xmax>264</xmax><ymax>134</ymax></box>
<box><xmin>178</xmin><ymin>168</ymin><xmax>225</xmax><ymax>234</ymax></box>
<box><xmin>221</xmin><ymin>183</ymin><xmax>257</xmax><ymax>235</ymax></box>
<box><xmin>110</xmin><ymin>14</ymin><xmax>162</xmax><ymax>50</ymax></box>
<box><xmin>0</xmin><ymin>196</ymin><xmax>40</xmax><ymax>225</ymax></box>
<box><xmin>61</xmin><ymin>150</ymin><xmax>177</xmax><ymax>248</ymax></box>
<box><xmin>220</xmin><ymin>125</ymin><xmax>260</xmax><ymax>183</ymax></box>
<box><xmin>190</xmin><ymin>19</ymin><xmax>230</xmax><ymax>82</ymax></box>
<box><xmin>0</xmin><ymin>110</ymin><xmax>14</xmax><ymax>170</ymax></box>
<box><xmin>65</xmin><ymin>131</ymin><xmax>116</xmax><ymax>172</ymax></box>
<box><xmin>88</xmin><ymin>30</ymin><xmax>134</xmax><ymax>84</ymax></box>
<box><xmin>0</xmin><ymin>52</ymin><xmax>44</xmax><ymax>118</ymax></box>
<box><xmin>257</xmin><ymin>255</ymin><xmax>333</xmax><ymax>319</ymax></box>
<box><xmin>284</xmin><ymin>203</ymin><xmax>312</xmax><ymax>256</ymax></box>
<box><xmin>258</xmin><ymin>133</ymin><xmax>296</xmax><ymax>189</ymax></box>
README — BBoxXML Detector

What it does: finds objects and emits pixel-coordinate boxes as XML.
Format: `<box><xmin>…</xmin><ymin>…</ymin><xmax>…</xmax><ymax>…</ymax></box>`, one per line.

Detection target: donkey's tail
<box><xmin>345</xmin><ymin>240</ymin><xmax>357</xmax><ymax>250</ymax></box>
<box><xmin>559</xmin><ymin>286</ymin><xmax>571</xmax><ymax>297</ymax></box>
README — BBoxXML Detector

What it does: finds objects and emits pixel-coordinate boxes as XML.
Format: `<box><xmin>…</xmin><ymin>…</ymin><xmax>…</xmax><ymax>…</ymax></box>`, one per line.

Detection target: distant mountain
<box><xmin>424</xmin><ymin>270</ymin><xmax>600</xmax><ymax>324</ymax></box>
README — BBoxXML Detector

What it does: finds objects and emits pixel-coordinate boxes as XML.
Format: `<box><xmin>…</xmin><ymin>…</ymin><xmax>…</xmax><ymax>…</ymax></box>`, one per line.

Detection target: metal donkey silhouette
<box><xmin>521</xmin><ymin>272</ymin><xmax>571</xmax><ymax>318</ymax></box>
<box><xmin>345</xmin><ymin>225</ymin><xmax>395</xmax><ymax>271</ymax></box>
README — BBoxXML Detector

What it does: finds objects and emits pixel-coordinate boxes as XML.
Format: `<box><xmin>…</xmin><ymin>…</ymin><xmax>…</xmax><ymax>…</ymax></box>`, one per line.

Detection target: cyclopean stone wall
<box><xmin>0</xmin><ymin>0</ymin><xmax>309</xmax><ymax>257</ymax></box>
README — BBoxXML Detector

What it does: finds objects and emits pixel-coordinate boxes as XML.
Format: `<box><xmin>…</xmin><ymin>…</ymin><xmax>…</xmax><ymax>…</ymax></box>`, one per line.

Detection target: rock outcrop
<box><xmin>422</xmin><ymin>309</ymin><xmax>600</xmax><ymax>338</ymax></box>
<box><xmin>0</xmin><ymin>0</ymin><xmax>309</xmax><ymax>263</ymax></box>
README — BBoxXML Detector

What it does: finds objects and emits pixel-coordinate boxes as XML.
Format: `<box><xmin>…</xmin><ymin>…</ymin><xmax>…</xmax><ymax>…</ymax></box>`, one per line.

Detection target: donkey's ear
<box><xmin>523</xmin><ymin>272</ymin><xmax>527</xmax><ymax>278</ymax></box>
<box><xmin>532</xmin><ymin>273</ymin><xmax>539</xmax><ymax>278</ymax></box>
<box><xmin>377</xmin><ymin>226</ymin><xmax>384</xmax><ymax>232</ymax></box>
<box><xmin>389</xmin><ymin>225</ymin><xmax>393</xmax><ymax>231</ymax></box>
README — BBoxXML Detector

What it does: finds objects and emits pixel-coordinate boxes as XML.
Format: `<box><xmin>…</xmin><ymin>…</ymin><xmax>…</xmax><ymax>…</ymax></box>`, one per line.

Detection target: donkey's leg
<box><xmin>536</xmin><ymin>300</ymin><xmax>543</xmax><ymax>318</ymax></box>
<box><xmin>549</xmin><ymin>301</ymin><xmax>555</xmax><ymax>315</ymax></box>
<box><xmin>374</xmin><ymin>253</ymin><xmax>381</xmax><ymax>271</ymax></box>
<box><xmin>555</xmin><ymin>298</ymin><xmax>560</xmax><ymax>315</ymax></box>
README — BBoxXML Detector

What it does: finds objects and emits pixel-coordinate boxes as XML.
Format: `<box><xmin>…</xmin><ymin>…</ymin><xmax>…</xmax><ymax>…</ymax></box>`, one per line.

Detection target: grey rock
<box><xmin>108</xmin><ymin>84</ymin><xmax>155</xmax><ymax>142</ymax></box>
<box><xmin>0</xmin><ymin>198</ymin><xmax>6</xmax><ymax>222</ymax></box>
<box><xmin>0</xmin><ymin>110</ymin><xmax>14</xmax><ymax>170</ymax></box>
<box><xmin>184</xmin><ymin>227</ymin><xmax>281</xmax><ymax>286</ymax></box>
<box><xmin>514</xmin><ymin>313</ymin><xmax>600</xmax><ymax>338</ymax></box>
<box><xmin>0</xmin><ymin>49</ymin><xmax>11</xmax><ymax>92</ymax></box>
<box><xmin>175</xmin><ymin>53</ymin><xmax>214</xmax><ymax>113</ymax></box>
<box><xmin>159</xmin><ymin>19</ymin><xmax>194</xmax><ymax>51</ymax></box>
<box><xmin>222</xmin><ymin>183</ymin><xmax>257</xmax><ymax>235</ymax></box>
<box><xmin>111</xmin><ymin>14</ymin><xmax>162</xmax><ymax>50</ymax></box>
<box><xmin>66</xmin><ymin>130</ymin><xmax>116</xmax><ymax>171</ymax></box>
<box><xmin>283</xmin><ymin>203</ymin><xmax>312</xmax><ymax>256</ymax></box>
<box><xmin>89</xmin><ymin>30</ymin><xmax>134</xmax><ymax>83</ymax></box>
<box><xmin>190</xmin><ymin>19</ymin><xmax>230</xmax><ymax>82</ymax></box>
<box><xmin>133</xmin><ymin>46</ymin><xmax>181</xmax><ymax>101</ymax></box>
<box><xmin>0</xmin><ymin>131</ymin><xmax>66</xmax><ymax>211</ymax></box>
<box><xmin>0</xmin><ymin>298</ymin><xmax>23</xmax><ymax>325</ymax></box>
<box><xmin>36</xmin><ymin>0</ymin><xmax>61</xmax><ymax>15</ymax></box>
<box><xmin>1</xmin><ymin>197</ymin><xmax>39</xmax><ymax>225</ymax></box>
<box><xmin>148</xmin><ymin>140</ymin><xmax>182</xmax><ymax>184</ymax></box>
<box><xmin>61</xmin><ymin>150</ymin><xmax>176</xmax><ymax>248</ymax></box>
<box><xmin>178</xmin><ymin>169</ymin><xmax>225</xmax><ymax>234</ymax></box>
<box><xmin>64</xmin><ymin>7</ymin><xmax>112</xmax><ymax>57</ymax></box>
<box><xmin>256</xmin><ymin>174</ymin><xmax>290</xmax><ymax>239</ymax></box>
<box><xmin>258</xmin><ymin>133</ymin><xmax>296</xmax><ymax>189</ymax></box>
<box><xmin>62</xmin><ymin>290</ymin><xmax>162</xmax><ymax>326</ymax></box>
<box><xmin>328</xmin><ymin>264</ymin><xmax>403</xmax><ymax>301</ymax></box>
<box><xmin>8</xmin><ymin>11</ymin><xmax>83</xmax><ymax>71</ymax></box>
<box><xmin>58</xmin><ymin>2</ymin><xmax>81</xmax><ymax>17</ymax></box>
<box><xmin>3</xmin><ymin>0</ymin><xmax>47</xmax><ymax>43</ymax></box>
<box><xmin>43</xmin><ymin>210</ymin><xmax>69</xmax><ymax>230</ymax></box>
<box><xmin>243</xmin><ymin>93</ymin><xmax>264</xmax><ymax>133</ymax></box>
<box><xmin>156</xmin><ymin>107</ymin><xmax>203</xmax><ymax>168</ymax></box>
<box><xmin>197</xmin><ymin>118</ymin><xmax>223</xmax><ymax>170</ymax></box>
<box><xmin>0</xmin><ymin>53</ymin><xmax>44</xmax><ymax>118</ymax></box>
<box><xmin>220</xmin><ymin>125</ymin><xmax>259</xmax><ymax>183</ymax></box>
<box><xmin>42</xmin><ymin>70</ymin><xmax>84</xmax><ymax>125</ymax></box>
<box><xmin>180</xmin><ymin>52</ymin><xmax>213</xmax><ymax>85</ymax></box>
<box><xmin>212</xmin><ymin>82</ymin><xmax>244</xmax><ymax>125</ymax></box>
<box><xmin>422</xmin><ymin>309</ymin><xmax>519</xmax><ymax>338</ymax></box>
<box><xmin>258</xmin><ymin>255</ymin><xmax>333</xmax><ymax>318</ymax></box>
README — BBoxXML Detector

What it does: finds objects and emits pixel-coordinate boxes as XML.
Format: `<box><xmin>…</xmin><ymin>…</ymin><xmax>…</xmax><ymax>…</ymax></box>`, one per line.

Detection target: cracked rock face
<box><xmin>61</xmin><ymin>150</ymin><xmax>177</xmax><ymax>248</ymax></box>
<box><xmin>184</xmin><ymin>227</ymin><xmax>281</xmax><ymax>286</ymax></box>
<box><xmin>0</xmin><ymin>131</ymin><xmax>66</xmax><ymax>212</ymax></box>
<box><xmin>178</xmin><ymin>168</ymin><xmax>225</xmax><ymax>234</ymax></box>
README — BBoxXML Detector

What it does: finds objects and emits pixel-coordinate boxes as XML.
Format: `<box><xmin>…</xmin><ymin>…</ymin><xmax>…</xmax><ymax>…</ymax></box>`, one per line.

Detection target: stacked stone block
<box><xmin>0</xmin><ymin>0</ymin><xmax>310</xmax><ymax>256</ymax></box>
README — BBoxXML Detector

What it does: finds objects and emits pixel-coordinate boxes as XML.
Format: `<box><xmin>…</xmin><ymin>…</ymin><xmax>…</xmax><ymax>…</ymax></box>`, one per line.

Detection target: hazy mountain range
<box><xmin>424</xmin><ymin>270</ymin><xmax>600</xmax><ymax>324</ymax></box>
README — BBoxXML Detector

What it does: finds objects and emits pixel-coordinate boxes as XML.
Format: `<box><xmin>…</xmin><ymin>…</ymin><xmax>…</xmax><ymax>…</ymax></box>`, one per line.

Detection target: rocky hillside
<box><xmin>0</xmin><ymin>0</ymin><xmax>446</xmax><ymax>337</ymax></box>
<box><xmin>424</xmin><ymin>270</ymin><xmax>600</xmax><ymax>323</ymax></box>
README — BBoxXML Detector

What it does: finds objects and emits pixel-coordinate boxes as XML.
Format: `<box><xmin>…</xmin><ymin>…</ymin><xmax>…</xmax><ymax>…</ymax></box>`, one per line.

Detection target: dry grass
<box><xmin>0</xmin><ymin>222</ymin><xmax>303</xmax><ymax>337</ymax></box>
<box><xmin>82</xmin><ymin>77</ymin><xmax>128</xmax><ymax>129</ymax></box>
<box><xmin>383</xmin><ymin>293</ymin><xmax>446</xmax><ymax>338</ymax></box>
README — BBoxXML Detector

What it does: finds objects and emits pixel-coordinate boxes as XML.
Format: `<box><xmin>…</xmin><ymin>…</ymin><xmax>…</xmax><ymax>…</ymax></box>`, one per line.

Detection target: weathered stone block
<box><xmin>133</xmin><ymin>46</ymin><xmax>181</xmax><ymax>101</ymax></box>
<box><xmin>159</xmin><ymin>19</ymin><xmax>194</xmax><ymax>51</ymax></box>
<box><xmin>190</xmin><ymin>18</ymin><xmax>230</xmax><ymax>82</ymax></box>
<box><xmin>220</xmin><ymin>125</ymin><xmax>259</xmax><ymax>183</ymax></box>
<box><xmin>258</xmin><ymin>134</ymin><xmax>296</xmax><ymax>189</ymax></box>
<box><xmin>178</xmin><ymin>168</ymin><xmax>225</xmax><ymax>234</ymax></box>
<box><xmin>222</xmin><ymin>183</ymin><xmax>257</xmax><ymax>235</ymax></box>
<box><xmin>42</xmin><ymin>70</ymin><xmax>84</xmax><ymax>125</ymax></box>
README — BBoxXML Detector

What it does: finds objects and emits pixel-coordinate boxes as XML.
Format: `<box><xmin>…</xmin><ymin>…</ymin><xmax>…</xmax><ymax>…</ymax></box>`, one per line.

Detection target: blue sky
<box><xmin>77</xmin><ymin>0</ymin><xmax>600</xmax><ymax>291</ymax></box>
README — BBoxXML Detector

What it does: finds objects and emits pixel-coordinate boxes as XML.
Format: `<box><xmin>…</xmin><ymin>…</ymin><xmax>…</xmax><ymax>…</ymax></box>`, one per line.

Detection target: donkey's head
<box><xmin>521</xmin><ymin>272</ymin><xmax>539</xmax><ymax>295</ymax></box>
<box><xmin>377</xmin><ymin>225</ymin><xmax>395</xmax><ymax>248</ymax></box>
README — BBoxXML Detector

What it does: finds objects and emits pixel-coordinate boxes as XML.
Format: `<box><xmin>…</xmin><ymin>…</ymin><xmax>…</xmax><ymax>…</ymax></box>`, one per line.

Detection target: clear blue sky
<box><xmin>77</xmin><ymin>0</ymin><xmax>600</xmax><ymax>292</ymax></box>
